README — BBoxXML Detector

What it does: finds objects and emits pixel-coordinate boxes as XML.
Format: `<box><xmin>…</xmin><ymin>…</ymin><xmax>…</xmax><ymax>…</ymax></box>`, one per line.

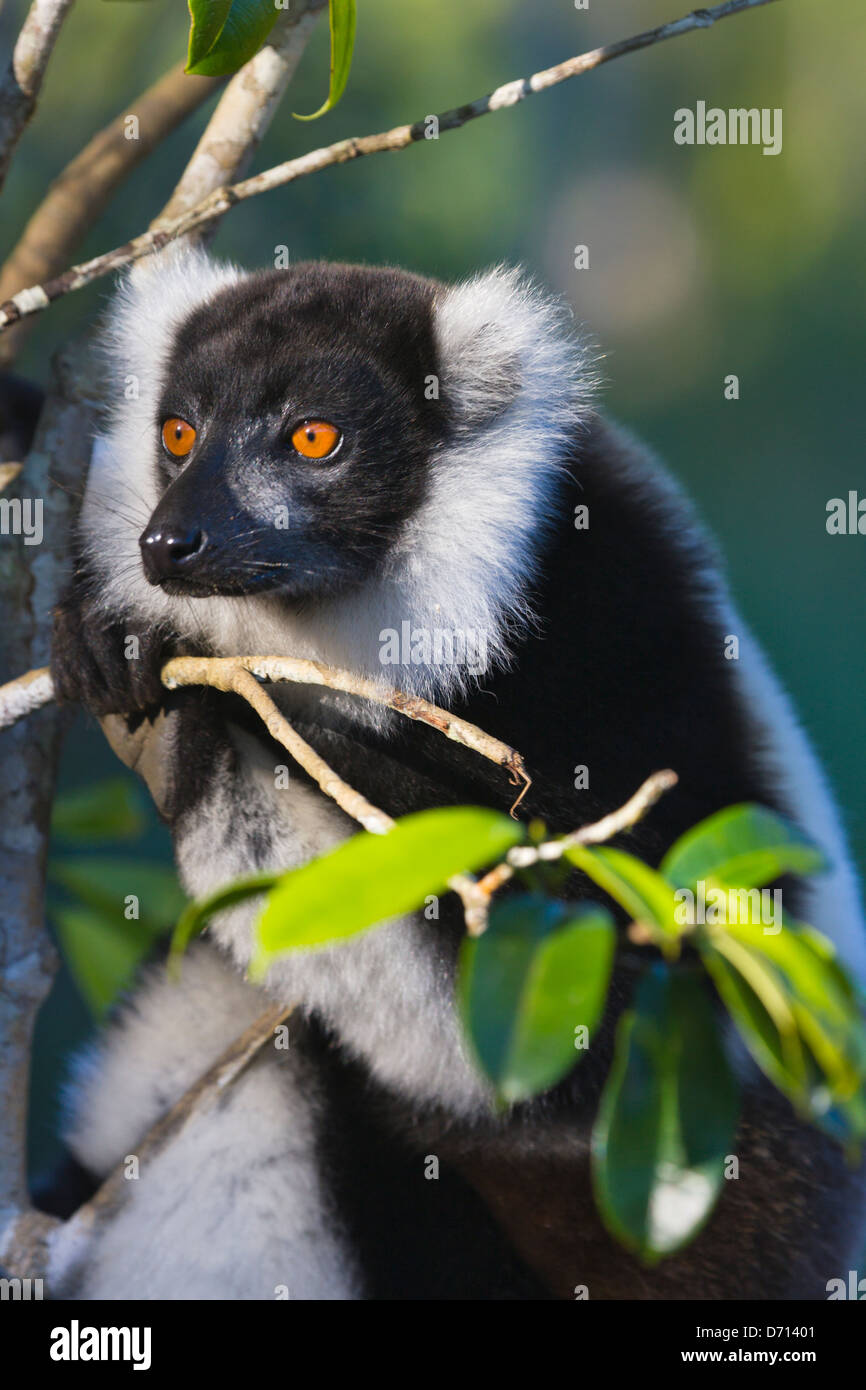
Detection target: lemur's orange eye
<box><xmin>162</xmin><ymin>418</ymin><xmax>196</xmax><ymax>458</ymax></box>
<box><xmin>291</xmin><ymin>419</ymin><xmax>341</xmax><ymax>460</ymax></box>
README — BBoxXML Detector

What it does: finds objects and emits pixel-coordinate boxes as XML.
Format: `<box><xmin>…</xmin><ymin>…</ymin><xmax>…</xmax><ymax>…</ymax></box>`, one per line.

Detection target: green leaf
<box><xmin>565</xmin><ymin>843</ymin><xmax>681</xmax><ymax>942</ymax></box>
<box><xmin>51</xmin><ymin>778</ymin><xmax>145</xmax><ymax>844</ymax></box>
<box><xmin>723</xmin><ymin>918</ymin><xmax>866</xmax><ymax>1101</ymax></box>
<box><xmin>55</xmin><ymin>905</ymin><xmax>154</xmax><ymax>1018</ymax></box>
<box><xmin>294</xmin><ymin>0</ymin><xmax>357</xmax><ymax>119</ymax></box>
<box><xmin>700</xmin><ymin>932</ymin><xmax>866</xmax><ymax>1142</ymax></box>
<box><xmin>661</xmin><ymin>803</ymin><xmax>827</xmax><ymax>892</ymax></box>
<box><xmin>186</xmin><ymin>0</ymin><xmax>281</xmax><ymax>77</ymax></box>
<box><xmin>702</xmin><ymin>931</ymin><xmax>807</xmax><ymax>1091</ymax></box>
<box><xmin>186</xmin><ymin>0</ymin><xmax>234</xmax><ymax>70</ymax></box>
<box><xmin>458</xmin><ymin>894</ymin><xmax>615</xmax><ymax>1104</ymax></box>
<box><xmin>49</xmin><ymin>857</ymin><xmax>185</xmax><ymax>936</ymax></box>
<box><xmin>591</xmin><ymin>965</ymin><xmax>740</xmax><ymax>1262</ymax></box>
<box><xmin>255</xmin><ymin>807</ymin><xmax>523</xmax><ymax>969</ymax></box>
<box><xmin>170</xmin><ymin>868</ymin><xmax>282</xmax><ymax>964</ymax></box>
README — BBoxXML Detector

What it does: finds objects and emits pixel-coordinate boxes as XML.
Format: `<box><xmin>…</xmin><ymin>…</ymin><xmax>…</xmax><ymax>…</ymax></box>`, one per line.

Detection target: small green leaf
<box><xmin>661</xmin><ymin>804</ymin><xmax>827</xmax><ymax>892</ymax></box>
<box><xmin>591</xmin><ymin>965</ymin><xmax>740</xmax><ymax>1262</ymax></box>
<box><xmin>186</xmin><ymin>0</ymin><xmax>281</xmax><ymax>76</ymax></box>
<box><xmin>458</xmin><ymin>894</ymin><xmax>615</xmax><ymax>1104</ymax></box>
<box><xmin>255</xmin><ymin>807</ymin><xmax>524</xmax><ymax>969</ymax></box>
<box><xmin>294</xmin><ymin>0</ymin><xmax>357</xmax><ymax>119</ymax></box>
<box><xmin>170</xmin><ymin>868</ymin><xmax>282</xmax><ymax>964</ymax></box>
<box><xmin>565</xmin><ymin>843</ymin><xmax>681</xmax><ymax>942</ymax></box>
<box><xmin>186</xmin><ymin>0</ymin><xmax>234</xmax><ymax>70</ymax></box>
<box><xmin>55</xmin><ymin>906</ymin><xmax>154</xmax><ymax>1018</ymax></box>
<box><xmin>51</xmin><ymin>778</ymin><xmax>145</xmax><ymax>844</ymax></box>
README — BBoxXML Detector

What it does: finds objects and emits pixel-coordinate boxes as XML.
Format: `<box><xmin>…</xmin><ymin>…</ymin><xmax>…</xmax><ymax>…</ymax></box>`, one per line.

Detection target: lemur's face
<box><xmin>139</xmin><ymin>265</ymin><xmax>447</xmax><ymax>599</ymax></box>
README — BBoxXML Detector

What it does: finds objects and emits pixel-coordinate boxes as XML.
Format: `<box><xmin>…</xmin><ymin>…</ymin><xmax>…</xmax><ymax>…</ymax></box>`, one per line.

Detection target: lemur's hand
<box><xmin>52</xmin><ymin>578</ymin><xmax>169</xmax><ymax>718</ymax></box>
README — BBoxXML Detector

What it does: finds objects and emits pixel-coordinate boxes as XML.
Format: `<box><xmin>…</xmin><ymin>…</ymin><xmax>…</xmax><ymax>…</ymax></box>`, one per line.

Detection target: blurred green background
<box><xmin>1</xmin><ymin>0</ymin><xmax>863</xmax><ymax>1175</ymax></box>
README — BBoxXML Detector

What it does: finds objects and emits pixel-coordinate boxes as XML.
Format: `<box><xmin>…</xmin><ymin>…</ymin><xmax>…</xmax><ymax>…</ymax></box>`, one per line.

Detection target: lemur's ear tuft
<box><xmin>432</xmin><ymin>265</ymin><xmax>597</xmax><ymax>433</ymax></box>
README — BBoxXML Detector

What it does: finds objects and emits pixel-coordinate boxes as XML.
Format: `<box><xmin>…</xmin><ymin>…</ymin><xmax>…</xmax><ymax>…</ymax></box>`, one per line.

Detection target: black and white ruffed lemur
<box><xmin>45</xmin><ymin>246</ymin><xmax>866</xmax><ymax>1300</ymax></box>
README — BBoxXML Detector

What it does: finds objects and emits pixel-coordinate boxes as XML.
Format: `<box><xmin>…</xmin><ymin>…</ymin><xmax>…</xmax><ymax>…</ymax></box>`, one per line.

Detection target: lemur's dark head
<box><xmin>86</xmin><ymin>246</ymin><xmax>595</xmax><ymax>690</ymax></box>
<box><xmin>141</xmin><ymin>263</ymin><xmax>448</xmax><ymax>599</ymax></box>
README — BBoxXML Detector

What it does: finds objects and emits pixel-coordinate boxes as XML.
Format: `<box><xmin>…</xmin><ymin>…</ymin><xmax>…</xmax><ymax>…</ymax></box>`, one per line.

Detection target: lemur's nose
<box><xmin>139</xmin><ymin>525</ymin><xmax>205</xmax><ymax>583</ymax></box>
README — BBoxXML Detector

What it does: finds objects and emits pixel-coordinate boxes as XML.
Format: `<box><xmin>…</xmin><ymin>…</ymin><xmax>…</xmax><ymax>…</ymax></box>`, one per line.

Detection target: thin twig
<box><xmin>221</xmin><ymin>663</ymin><xmax>395</xmax><ymax>836</ymax></box>
<box><xmin>0</xmin><ymin>1</ymin><xmax>325</xmax><ymax>366</ymax></box>
<box><xmin>0</xmin><ymin>0</ymin><xmax>75</xmax><ymax>193</ymax></box>
<box><xmin>475</xmin><ymin>769</ymin><xmax>679</xmax><ymax>902</ymax></box>
<box><xmin>162</xmin><ymin>654</ymin><xmax>531</xmax><ymax>813</ymax></box>
<box><xmin>514</xmin><ymin>768</ymin><xmax>679</xmax><ymax>861</ymax></box>
<box><xmin>0</xmin><ymin>664</ymin><xmax>53</xmax><ymax>727</ymax></box>
<box><xmin>0</xmin><ymin>0</ymin><xmax>780</xmax><ymax>335</ymax></box>
<box><xmin>0</xmin><ymin>654</ymin><xmax>516</xmax><ymax>926</ymax></box>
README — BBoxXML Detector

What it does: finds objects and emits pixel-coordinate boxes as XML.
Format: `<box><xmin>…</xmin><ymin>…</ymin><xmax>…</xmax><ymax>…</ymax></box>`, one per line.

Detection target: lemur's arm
<box><xmin>52</xmin><ymin>557</ymin><xmax>171</xmax><ymax>717</ymax></box>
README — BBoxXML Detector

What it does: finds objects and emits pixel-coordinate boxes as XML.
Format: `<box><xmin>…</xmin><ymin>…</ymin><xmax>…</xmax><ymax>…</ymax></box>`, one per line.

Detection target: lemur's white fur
<box><xmin>176</xmin><ymin>727</ymin><xmax>490</xmax><ymax>1115</ymax></box>
<box><xmin>58</xmin><ymin>249</ymin><xmax>866</xmax><ymax>1299</ymax></box>
<box><xmin>51</xmin><ymin>945</ymin><xmax>360</xmax><ymax>1300</ymax></box>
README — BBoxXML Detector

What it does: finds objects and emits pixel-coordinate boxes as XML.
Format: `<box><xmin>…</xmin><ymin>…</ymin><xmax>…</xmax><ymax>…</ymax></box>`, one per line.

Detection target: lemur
<box><xmin>45</xmin><ymin>245</ymin><xmax>866</xmax><ymax>1300</ymax></box>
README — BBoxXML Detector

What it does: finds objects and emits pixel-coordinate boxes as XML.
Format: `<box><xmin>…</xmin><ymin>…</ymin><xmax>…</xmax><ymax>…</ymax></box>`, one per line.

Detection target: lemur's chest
<box><xmin>172</xmin><ymin>716</ymin><xmax>491</xmax><ymax>1116</ymax></box>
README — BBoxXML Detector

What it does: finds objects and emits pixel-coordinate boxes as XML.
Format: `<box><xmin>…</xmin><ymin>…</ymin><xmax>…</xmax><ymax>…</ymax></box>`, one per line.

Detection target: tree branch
<box><xmin>204</xmin><ymin>661</ymin><xmax>397</xmax><ymax>836</ymax></box>
<box><xmin>0</xmin><ymin>0</ymin><xmax>780</xmax><ymax>335</ymax></box>
<box><xmin>0</xmin><ymin>347</ymin><xmax>98</xmax><ymax>1280</ymax></box>
<box><xmin>0</xmin><ymin>0</ymin><xmax>326</xmax><ymax>365</ymax></box>
<box><xmin>0</xmin><ymin>0</ymin><xmax>75</xmax><ymax>193</ymax></box>
<box><xmin>0</xmin><ymin>62</ymin><xmax>226</xmax><ymax>368</ymax></box>
<box><xmin>0</xmin><ymin>653</ymin><xmax>524</xmax><ymax>928</ymax></box>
